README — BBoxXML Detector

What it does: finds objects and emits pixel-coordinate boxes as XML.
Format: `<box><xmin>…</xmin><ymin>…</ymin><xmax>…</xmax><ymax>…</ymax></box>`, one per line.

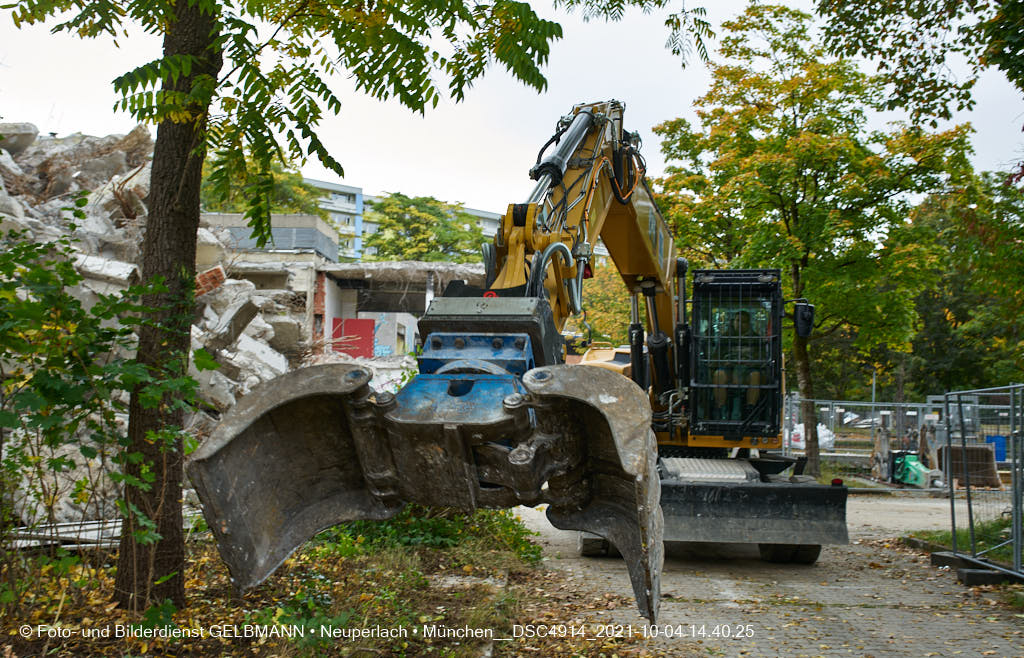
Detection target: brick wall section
<box><xmin>195</xmin><ymin>265</ymin><xmax>226</xmax><ymax>296</ymax></box>
<box><xmin>312</xmin><ymin>271</ymin><xmax>326</xmax><ymax>354</ymax></box>
<box><xmin>313</xmin><ymin>272</ymin><xmax>325</xmax><ymax>315</ymax></box>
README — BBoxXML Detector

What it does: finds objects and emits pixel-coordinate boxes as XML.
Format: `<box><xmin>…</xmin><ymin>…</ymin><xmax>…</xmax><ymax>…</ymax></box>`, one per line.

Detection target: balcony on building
<box><xmin>202</xmin><ymin>212</ymin><xmax>341</xmax><ymax>263</ymax></box>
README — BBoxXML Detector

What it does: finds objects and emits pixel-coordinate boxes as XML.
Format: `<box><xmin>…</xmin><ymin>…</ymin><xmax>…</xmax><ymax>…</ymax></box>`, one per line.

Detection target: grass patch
<box><xmin>342</xmin><ymin>505</ymin><xmax>543</xmax><ymax>565</ymax></box>
<box><xmin>908</xmin><ymin>515</ymin><xmax>1017</xmax><ymax>566</ymax></box>
<box><xmin>1</xmin><ymin>507</ymin><xmax>548</xmax><ymax>657</ymax></box>
<box><xmin>1001</xmin><ymin>584</ymin><xmax>1024</xmax><ymax>610</ymax></box>
<box><xmin>817</xmin><ymin>460</ymin><xmax>874</xmax><ymax>488</ymax></box>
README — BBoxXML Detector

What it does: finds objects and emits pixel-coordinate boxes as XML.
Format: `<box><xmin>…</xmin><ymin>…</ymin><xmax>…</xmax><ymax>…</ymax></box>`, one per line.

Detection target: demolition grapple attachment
<box><xmin>187</xmin><ymin>360</ymin><xmax>664</xmax><ymax>621</ymax></box>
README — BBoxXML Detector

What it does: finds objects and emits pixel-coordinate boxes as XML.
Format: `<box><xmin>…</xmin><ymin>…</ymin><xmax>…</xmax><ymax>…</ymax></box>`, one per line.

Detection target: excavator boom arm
<box><xmin>487</xmin><ymin>101</ymin><xmax>676</xmax><ymax>338</ymax></box>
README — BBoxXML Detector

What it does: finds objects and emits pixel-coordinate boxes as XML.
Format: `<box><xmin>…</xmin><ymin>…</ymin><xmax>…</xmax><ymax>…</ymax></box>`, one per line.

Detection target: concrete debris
<box><xmin>195</xmin><ymin>369</ymin><xmax>237</xmax><ymax>413</ymax></box>
<box><xmin>74</xmin><ymin>209</ymin><xmax>117</xmax><ymax>237</ymax></box>
<box><xmin>243</xmin><ymin>312</ymin><xmax>275</xmax><ymax>344</ymax></box>
<box><xmin>205</xmin><ymin>298</ymin><xmax>259</xmax><ymax>350</ymax></box>
<box><xmin>0</xmin><ymin>147</ymin><xmax>23</xmax><ymax>171</ymax></box>
<box><xmin>0</xmin><ymin>182</ymin><xmax>24</xmax><ymax>220</ymax></box>
<box><xmin>306</xmin><ymin>350</ymin><xmax>417</xmax><ymax>393</ymax></box>
<box><xmin>322</xmin><ymin>260</ymin><xmax>485</xmax><ymax>289</ymax></box>
<box><xmin>14</xmin><ymin>124</ymin><xmax>152</xmax><ymax>198</ymax></box>
<box><xmin>0</xmin><ymin>150</ymin><xmax>26</xmax><ymax>177</ymax></box>
<box><xmin>185</xmin><ymin>410</ymin><xmax>220</xmax><ymax>438</ymax></box>
<box><xmin>89</xmin><ymin>163</ymin><xmax>151</xmax><ymax>222</ymax></box>
<box><xmin>229</xmin><ymin>334</ymin><xmax>289</xmax><ymax>383</ymax></box>
<box><xmin>198</xmin><ymin>302</ymin><xmax>220</xmax><ymax>330</ymax></box>
<box><xmin>3</xmin><ymin>422</ymin><xmax>124</xmax><ymax>526</ymax></box>
<box><xmin>267</xmin><ymin>316</ymin><xmax>303</xmax><ymax>355</ymax></box>
<box><xmin>196</xmin><ymin>226</ymin><xmax>229</xmax><ymax>266</ymax></box>
<box><xmin>76</xmin><ymin>150</ymin><xmax>128</xmax><ymax>191</ymax></box>
<box><xmin>190</xmin><ymin>324</ymin><xmax>206</xmax><ymax>352</ymax></box>
<box><xmin>0</xmin><ymin>151</ymin><xmax>34</xmax><ymax>210</ymax></box>
<box><xmin>264</xmin><ymin>290</ymin><xmax>307</xmax><ymax>314</ymax></box>
<box><xmin>73</xmin><ymin>253</ymin><xmax>139</xmax><ymax>286</ymax></box>
<box><xmin>7</xmin><ymin>519</ymin><xmax>122</xmax><ymax>552</ymax></box>
<box><xmin>0</xmin><ymin>122</ymin><xmax>39</xmax><ymax>156</ymax></box>
<box><xmin>212</xmin><ymin>354</ymin><xmax>243</xmax><ymax>382</ymax></box>
<box><xmin>199</xmin><ymin>278</ymin><xmax>256</xmax><ymax>315</ymax></box>
<box><xmin>0</xmin><ymin>123</ymin><xmax>152</xmax><ymax>266</ymax></box>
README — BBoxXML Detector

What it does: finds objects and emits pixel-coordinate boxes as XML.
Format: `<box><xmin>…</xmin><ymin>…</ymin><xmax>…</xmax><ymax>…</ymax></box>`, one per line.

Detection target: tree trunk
<box><xmin>114</xmin><ymin>1</ymin><xmax>221</xmax><ymax>612</ymax></box>
<box><xmin>793</xmin><ymin>333</ymin><xmax>819</xmax><ymax>476</ymax></box>
<box><xmin>895</xmin><ymin>354</ymin><xmax>906</xmax><ymax>404</ymax></box>
<box><xmin>789</xmin><ymin>263</ymin><xmax>819</xmax><ymax>476</ymax></box>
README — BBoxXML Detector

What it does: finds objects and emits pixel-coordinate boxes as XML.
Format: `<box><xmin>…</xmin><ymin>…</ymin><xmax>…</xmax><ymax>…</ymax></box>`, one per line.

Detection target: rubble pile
<box><xmin>1</xmin><ymin>123</ymin><xmax>360</xmax><ymax>525</ymax></box>
<box><xmin>3</xmin><ymin>122</ymin><xmax>453</xmax><ymax>529</ymax></box>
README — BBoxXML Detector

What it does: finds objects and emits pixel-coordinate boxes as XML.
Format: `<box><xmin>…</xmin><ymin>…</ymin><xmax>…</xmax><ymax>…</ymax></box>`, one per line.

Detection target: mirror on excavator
<box><xmin>794</xmin><ymin>301</ymin><xmax>815</xmax><ymax>338</ymax></box>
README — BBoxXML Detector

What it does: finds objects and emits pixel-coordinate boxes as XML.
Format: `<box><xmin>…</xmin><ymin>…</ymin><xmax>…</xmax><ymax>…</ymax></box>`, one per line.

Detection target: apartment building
<box><xmin>305</xmin><ymin>178</ymin><xmax>364</xmax><ymax>260</ymax></box>
<box><xmin>305</xmin><ymin>178</ymin><xmax>504</xmax><ymax>260</ymax></box>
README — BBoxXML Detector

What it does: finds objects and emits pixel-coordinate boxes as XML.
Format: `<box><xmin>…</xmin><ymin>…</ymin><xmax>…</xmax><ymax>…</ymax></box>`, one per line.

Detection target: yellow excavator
<box><xmin>187</xmin><ymin>100</ymin><xmax>847</xmax><ymax>624</ymax></box>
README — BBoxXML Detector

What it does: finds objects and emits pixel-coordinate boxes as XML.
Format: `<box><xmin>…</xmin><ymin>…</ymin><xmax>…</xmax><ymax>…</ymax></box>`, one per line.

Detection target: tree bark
<box><xmin>895</xmin><ymin>354</ymin><xmax>906</xmax><ymax>404</ymax></box>
<box><xmin>789</xmin><ymin>263</ymin><xmax>819</xmax><ymax>476</ymax></box>
<box><xmin>793</xmin><ymin>333</ymin><xmax>819</xmax><ymax>476</ymax></box>
<box><xmin>114</xmin><ymin>1</ymin><xmax>222</xmax><ymax>611</ymax></box>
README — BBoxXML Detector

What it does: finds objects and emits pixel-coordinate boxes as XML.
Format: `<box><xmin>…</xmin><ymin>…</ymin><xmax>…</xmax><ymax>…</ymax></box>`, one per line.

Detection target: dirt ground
<box><xmin>516</xmin><ymin>493</ymin><xmax>1024</xmax><ymax>657</ymax></box>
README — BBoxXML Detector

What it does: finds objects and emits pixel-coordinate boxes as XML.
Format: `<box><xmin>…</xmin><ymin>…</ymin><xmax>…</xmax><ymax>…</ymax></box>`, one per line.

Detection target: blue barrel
<box><xmin>985</xmin><ymin>435</ymin><xmax>1007</xmax><ymax>462</ymax></box>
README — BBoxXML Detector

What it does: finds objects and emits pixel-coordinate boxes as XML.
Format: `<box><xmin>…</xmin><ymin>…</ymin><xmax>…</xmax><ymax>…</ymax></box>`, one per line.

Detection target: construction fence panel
<box><xmin>943</xmin><ymin>385</ymin><xmax>1023</xmax><ymax>576</ymax></box>
<box><xmin>783</xmin><ymin>396</ymin><xmax>944</xmax><ymax>470</ymax></box>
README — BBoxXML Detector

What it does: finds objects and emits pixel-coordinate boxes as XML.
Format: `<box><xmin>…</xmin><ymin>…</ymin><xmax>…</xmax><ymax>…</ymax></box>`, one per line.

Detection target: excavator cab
<box><xmin>689</xmin><ymin>269</ymin><xmax>782</xmax><ymax>439</ymax></box>
<box><xmin>656</xmin><ymin>268</ymin><xmax>847</xmax><ymax>558</ymax></box>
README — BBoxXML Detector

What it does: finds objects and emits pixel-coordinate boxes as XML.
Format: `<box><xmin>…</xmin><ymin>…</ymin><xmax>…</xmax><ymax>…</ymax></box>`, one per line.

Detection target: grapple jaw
<box><xmin>520</xmin><ymin>367</ymin><xmax>663</xmax><ymax>622</ymax></box>
<box><xmin>185</xmin><ymin>366</ymin><xmax>400</xmax><ymax>592</ymax></box>
<box><xmin>186</xmin><ymin>362</ymin><xmax>663</xmax><ymax>621</ymax></box>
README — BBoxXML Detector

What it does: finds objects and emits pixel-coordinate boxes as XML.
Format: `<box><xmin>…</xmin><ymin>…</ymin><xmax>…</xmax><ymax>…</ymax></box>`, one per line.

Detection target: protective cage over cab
<box><xmin>688</xmin><ymin>269</ymin><xmax>783</xmax><ymax>439</ymax></box>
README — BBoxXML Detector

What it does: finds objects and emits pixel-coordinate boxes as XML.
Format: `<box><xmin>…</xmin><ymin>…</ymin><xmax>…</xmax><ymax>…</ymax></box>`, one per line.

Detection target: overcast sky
<box><xmin>2</xmin><ymin>2</ymin><xmax>1022</xmax><ymax>212</ymax></box>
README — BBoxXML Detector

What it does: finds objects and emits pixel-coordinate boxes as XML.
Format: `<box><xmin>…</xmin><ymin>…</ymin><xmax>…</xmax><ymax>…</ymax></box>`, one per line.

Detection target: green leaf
<box><xmin>141</xmin><ymin>598</ymin><xmax>178</xmax><ymax>629</ymax></box>
<box><xmin>192</xmin><ymin>348</ymin><xmax>220</xmax><ymax>372</ymax></box>
<box><xmin>0</xmin><ymin>410</ymin><xmax>18</xmax><ymax>428</ymax></box>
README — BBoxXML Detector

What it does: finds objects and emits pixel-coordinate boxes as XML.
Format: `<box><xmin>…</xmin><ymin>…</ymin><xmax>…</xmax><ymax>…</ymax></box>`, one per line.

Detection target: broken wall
<box><xmin>0</xmin><ymin>123</ymin><xmax>310</xmax><ymax>525</ymax></box>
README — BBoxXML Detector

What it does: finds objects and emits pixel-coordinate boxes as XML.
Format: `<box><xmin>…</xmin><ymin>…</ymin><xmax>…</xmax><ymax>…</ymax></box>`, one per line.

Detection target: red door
<box><xmin>332</xmin><ymin>318</ymin><xmax>375</xmax><ymax>358</ymax></box>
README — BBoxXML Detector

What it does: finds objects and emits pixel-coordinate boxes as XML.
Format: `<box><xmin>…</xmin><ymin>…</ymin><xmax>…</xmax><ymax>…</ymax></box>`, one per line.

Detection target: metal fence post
<box><xmin>957</xmin><ymin>395</ymin><xmax>977</xmax><ymax>556</ymax></box>
<box><xmin>945</xmin><ymin>393</ymin><xmax>957</xmax><ymax>554</ymax></box>
<box><xmin>1013</xmin><ymin>385</ymin><xmax>1022</xmax><ymax>573</ymax></box>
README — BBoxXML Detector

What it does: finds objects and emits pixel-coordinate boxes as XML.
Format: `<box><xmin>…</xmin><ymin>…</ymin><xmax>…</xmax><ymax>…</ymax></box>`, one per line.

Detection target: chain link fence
<box><xmin>783</xmin><ymin>395</ymin><xmax>944</xmax><ymax>466</ymax></box>
<box><xmin>942</xmin><ymin>384</ymin><xmax>1023</xmax><ymax>576</ymax></box>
